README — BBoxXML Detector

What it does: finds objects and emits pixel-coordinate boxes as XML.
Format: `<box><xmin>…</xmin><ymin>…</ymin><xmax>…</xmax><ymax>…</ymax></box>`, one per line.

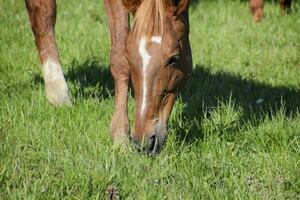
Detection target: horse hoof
<box><xmin>45</xmin><ymin>80</ymin><xmax>72</xmax><ymax>106</ymax></box>
<box><xmin>42</xmin><ymin>59</ymin><xmax>72</xmax><ymax>106</ymax></box>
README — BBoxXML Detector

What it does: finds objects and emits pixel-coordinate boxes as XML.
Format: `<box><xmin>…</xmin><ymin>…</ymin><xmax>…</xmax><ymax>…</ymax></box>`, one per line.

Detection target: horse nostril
<box><xmin>130</xmin><ymin>134</ymin><xmax>161</xmax><ymax>154</ymax></box>
<box><xmin>148</xmin><ymin>135</ymin><xmax>159</xmax><ymax>154</ymax></box>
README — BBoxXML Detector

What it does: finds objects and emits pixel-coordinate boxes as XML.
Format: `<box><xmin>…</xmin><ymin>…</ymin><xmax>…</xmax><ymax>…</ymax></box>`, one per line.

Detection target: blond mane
<box><xmin>132</xmin><ymin>0</ymin><xmax>165</xmax><ymax>40</ymax></box>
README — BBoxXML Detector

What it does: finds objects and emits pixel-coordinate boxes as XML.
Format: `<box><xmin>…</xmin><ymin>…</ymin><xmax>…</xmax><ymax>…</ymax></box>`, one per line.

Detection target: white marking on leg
<box><xmin>138</xmin><ymin>36</ymin><xmax>162</xmax><ymax>115</ymax></box>
<box><xmin>42</xmin><ymin>59</ymin><xmax>70</xmax><ymax>106</ymax></box>
<box><xmin>43</xmin><ymin>59</ymin><xmax>65</xmax><ymax>82</ymax></box>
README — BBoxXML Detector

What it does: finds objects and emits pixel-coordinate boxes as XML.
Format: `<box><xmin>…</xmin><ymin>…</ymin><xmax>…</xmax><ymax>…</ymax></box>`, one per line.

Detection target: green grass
<box><xmin>1</xmin><ymin>0</ymin><xmax>300</xmax><ymax>199</ymax></box>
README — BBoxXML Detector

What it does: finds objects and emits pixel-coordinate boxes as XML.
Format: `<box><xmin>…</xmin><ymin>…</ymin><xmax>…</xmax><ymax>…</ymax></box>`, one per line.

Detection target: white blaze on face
<box><xmin>138</xmin><ymin>36</ymin><xmax>162</xmax><ymax>115</ymax></box>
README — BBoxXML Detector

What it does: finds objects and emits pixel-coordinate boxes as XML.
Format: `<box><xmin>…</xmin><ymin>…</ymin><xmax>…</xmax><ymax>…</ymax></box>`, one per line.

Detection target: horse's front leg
<box><xmin>104</xmin><ymin>0</ymin><xmax>130</xmax><ymax>145</ymax></box>
<box><xmin>25</xmin><ymin>0</ymin><xmax>71</xmax><ymax>106</ymax></box>
<box><xmin>250</xmin><ymin>0</ymin><xmax>264</xmax><ymax>22</ymax></box>
<box><xmin>279</xmin><ymin>0</ymin><xmax>292</xmax><ymax>14</ymax></box>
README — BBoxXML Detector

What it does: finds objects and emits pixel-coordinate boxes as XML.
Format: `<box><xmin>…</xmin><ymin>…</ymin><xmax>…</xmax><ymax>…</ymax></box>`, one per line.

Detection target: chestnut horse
<box><xmin>25</xmin><ymin>0</ymin><xmax>192</xmax><ymax>154</ymax></box>
<box><xmin>250</xmin><ymin>0</ymin><xmax>292</xmax><ymax>22</ymax></box>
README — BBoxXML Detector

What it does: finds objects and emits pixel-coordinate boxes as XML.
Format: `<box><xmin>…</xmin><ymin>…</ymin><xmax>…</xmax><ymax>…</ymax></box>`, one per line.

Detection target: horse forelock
<box><xmin>132</xmin><ymin>0</ymin><xmax>165</xmax><ymax>41</ymax></box>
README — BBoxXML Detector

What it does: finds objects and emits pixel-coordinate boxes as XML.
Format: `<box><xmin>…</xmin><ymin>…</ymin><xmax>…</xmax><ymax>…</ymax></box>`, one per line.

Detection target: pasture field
<box><xmin>1</xmin><ymin>0</ymin><xmax>300</xmax><ymax>199</ymax></box>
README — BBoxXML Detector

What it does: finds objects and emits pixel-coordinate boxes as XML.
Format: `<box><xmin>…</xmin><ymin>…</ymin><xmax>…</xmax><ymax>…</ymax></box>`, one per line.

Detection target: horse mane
<box><xmin>132</xmin><ymin>0</ymin><xmax>165</xmax><ymax>40</ymax></box>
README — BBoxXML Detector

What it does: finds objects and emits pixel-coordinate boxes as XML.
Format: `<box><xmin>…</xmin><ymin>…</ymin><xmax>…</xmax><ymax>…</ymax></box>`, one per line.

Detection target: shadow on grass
<box><xmin>190</xmin><ymin>0</ymin><xmax>202</xmax><ymax>7</ymax></box>
<box><xmin>174</xmin><ymin>65</ymin><xmax>300</xmax><ymax>143</ymax></box>
<box><xmin>66</xmin><ymin>59</ymin><xmax>114</xmax><ymax>99</ymax></box>
<box><xmin>32</xmin><ymin>60</ymin><xmax>300</xmax><ymax>144</ymax></box>
<box><xmin>33</xmin><ymin>59</ymin><xmax>114</xmax><ymax>99</ymax></box>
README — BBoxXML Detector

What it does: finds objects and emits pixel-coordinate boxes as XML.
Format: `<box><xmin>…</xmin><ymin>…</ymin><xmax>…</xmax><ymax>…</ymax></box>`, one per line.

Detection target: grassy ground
<box><xmin>1</xmin><ymin>0</ymin><xmax>300</xmax><ymax>199</ymax></box>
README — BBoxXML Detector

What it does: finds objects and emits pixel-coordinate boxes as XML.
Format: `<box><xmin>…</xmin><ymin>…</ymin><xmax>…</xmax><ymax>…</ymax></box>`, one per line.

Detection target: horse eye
<box><xmin>165</xmin><ymin>54</ymin><xmax>179</xmax><ymax>66</ymax></box>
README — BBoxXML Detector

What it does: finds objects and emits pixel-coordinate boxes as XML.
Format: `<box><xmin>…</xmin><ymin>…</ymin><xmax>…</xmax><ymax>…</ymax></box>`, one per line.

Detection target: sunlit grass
<box><xmin>0</xmin><ymin>0</ymin><xmax>299</xmax><ymax>199</ymax></box>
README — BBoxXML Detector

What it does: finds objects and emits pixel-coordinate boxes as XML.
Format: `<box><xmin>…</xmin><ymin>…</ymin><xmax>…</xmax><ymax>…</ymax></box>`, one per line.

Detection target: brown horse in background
<box><xmin>250</xmin><ymin>0</ymin><xmax>292</xmax><ymax>22</ymax></box>
<box><xmin>25</xmin><ymin>0</ymin><xmax>192</xmax><ymax>154</ymax></box>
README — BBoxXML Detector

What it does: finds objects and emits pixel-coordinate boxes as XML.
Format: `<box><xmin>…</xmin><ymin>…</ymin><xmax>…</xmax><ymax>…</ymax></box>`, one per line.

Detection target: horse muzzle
<box><xmin>130</xmin><ymin>122</ymin><xmax>167</xmax><ymax>155</ymax></box>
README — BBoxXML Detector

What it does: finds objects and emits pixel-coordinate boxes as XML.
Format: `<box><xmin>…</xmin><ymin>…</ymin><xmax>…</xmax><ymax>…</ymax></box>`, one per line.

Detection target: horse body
<box><xmin>25</xmin><ymin>0</ymin><xmax>191</xmax><ymax>154</ymax></box>
<box><xmin>250</xmin><ymin>0</ymin><xmax>292</xmax><ymax>22</ymax></box>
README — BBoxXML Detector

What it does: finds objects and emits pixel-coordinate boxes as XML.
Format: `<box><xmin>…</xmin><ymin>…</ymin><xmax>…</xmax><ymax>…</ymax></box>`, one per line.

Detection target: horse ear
<box><xmin>122</xmin><ymin>0</ymin><xmax>141</xmax><ymax>13</ymax></box>
<box><xmin>166</xmin><ymin>0</ymin><xmax>190</xmax><ymax>15</ymax></box>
